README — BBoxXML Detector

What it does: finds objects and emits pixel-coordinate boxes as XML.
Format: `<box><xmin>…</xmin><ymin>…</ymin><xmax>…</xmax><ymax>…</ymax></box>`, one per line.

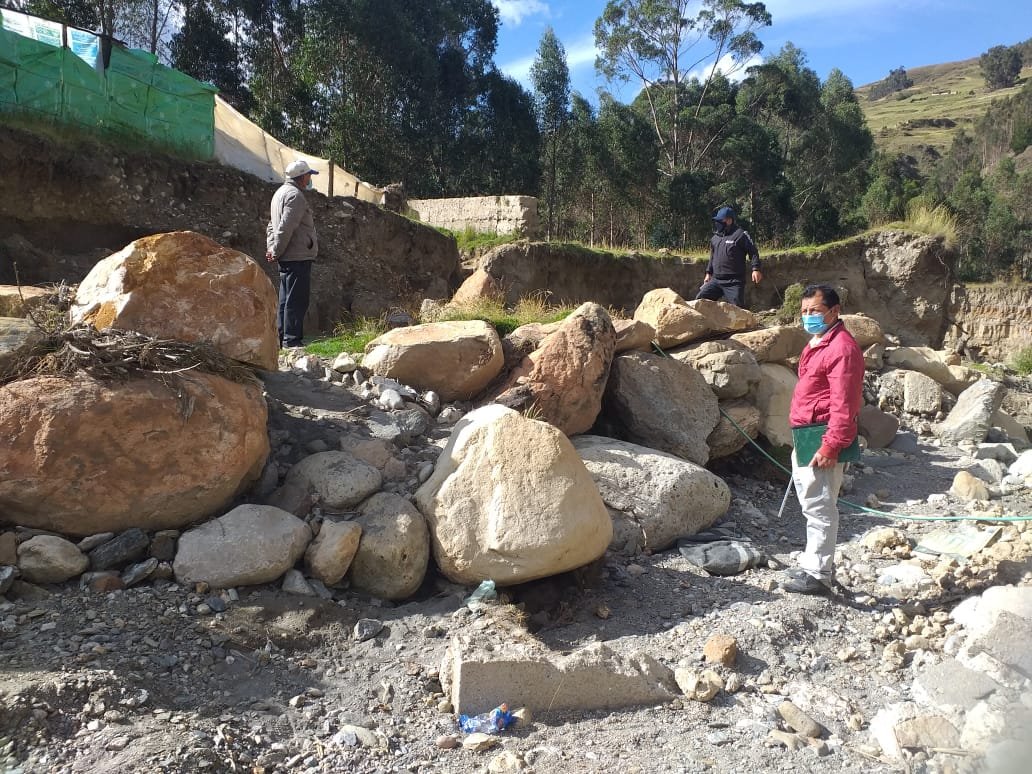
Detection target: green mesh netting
<box><xmin>0</xmin><ymin>24</ymin><xmax>216</xmax><ymax>158</ymax></box>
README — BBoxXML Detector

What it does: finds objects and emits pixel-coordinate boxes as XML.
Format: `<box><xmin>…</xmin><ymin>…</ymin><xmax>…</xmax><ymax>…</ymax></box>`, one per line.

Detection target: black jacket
<box><xmin>706</xmin><ymin>226</ymin><xmax>760</xmax><ymax>280</ymax></box>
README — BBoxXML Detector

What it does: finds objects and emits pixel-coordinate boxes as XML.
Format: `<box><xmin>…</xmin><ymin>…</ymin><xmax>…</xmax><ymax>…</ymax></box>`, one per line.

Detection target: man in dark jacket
<box><xmin>266</xmin><ymin>159</ymin><xmax>319</xmax><ymax>348</ymax></box>
<box><xmin>696</xmin><ymin>206</ymin><xmax>762</xmax><ymax>307</ymax></box>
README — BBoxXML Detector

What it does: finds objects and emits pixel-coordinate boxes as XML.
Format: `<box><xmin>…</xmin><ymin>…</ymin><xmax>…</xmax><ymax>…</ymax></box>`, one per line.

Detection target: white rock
<box><xmin>17</xmin><ymin>536</ymin><xmax>88</xmax><ymax>584</ymax></box>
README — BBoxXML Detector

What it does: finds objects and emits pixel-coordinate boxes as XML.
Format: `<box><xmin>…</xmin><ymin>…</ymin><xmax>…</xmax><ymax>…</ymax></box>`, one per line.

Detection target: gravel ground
<box><xmin>2</xmin><ymin>368</ymin><xmax>1031</xmax><ymax>774</ymax></box>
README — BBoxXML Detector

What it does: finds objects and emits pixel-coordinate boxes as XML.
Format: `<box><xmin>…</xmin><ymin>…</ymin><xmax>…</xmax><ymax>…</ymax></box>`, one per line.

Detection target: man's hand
<box><xmin>701</xmin><ymin>273</ymin><xmax>712</xmax><ymax>288</ymax></box>
<box><xmin>751</xmin><ymin>269</ymin><xmax>763</xmax><ymax>284</ymax></box>
<box><xmin>265</xmin><ymin>250</ymin><xmax>276</xmax><ymax>263</ymax></box>
<box><xmin>811</xmin><ymin>451</ymin><xmax>837</xmax><ymax>469</ymax></box>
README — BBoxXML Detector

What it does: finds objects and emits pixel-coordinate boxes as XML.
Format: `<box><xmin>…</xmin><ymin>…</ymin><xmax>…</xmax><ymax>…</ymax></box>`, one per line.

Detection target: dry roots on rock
<box><xmin>0</xmin><ymin>324</ymin><xmax>260</xmax><ymax>391</ymax></box>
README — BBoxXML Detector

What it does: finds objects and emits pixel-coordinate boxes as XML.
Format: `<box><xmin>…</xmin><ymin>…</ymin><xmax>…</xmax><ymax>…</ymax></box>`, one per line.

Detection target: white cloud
<box><xmin>688</xmin><ymin>52</ymin><xmax>764</xmax><ymax>83</ymax></box>
<box><xmin>493</xmin><ymin>0</ymin><xmax>550</xmax><ymax>27</ymax></box>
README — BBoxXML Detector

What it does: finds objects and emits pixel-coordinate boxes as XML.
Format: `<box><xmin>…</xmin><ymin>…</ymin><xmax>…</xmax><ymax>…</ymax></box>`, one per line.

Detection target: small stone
<box><xmin>675</xmin><ymin>668</ymin><xmax>722</xmax><ymax>702</ymax></box>
<box><xmin>436</xmin><ymin>734</ymin><xmax>460</xmax><ymax>750</ymax></box>
<box><xmin>282</xmin><ymin>569</ymin><xmax>316</xmax><ymax>596</ymax></box>
<box><xmin>148</xmin><ymin>532</ymin><xmax>178</xmax><ymax>562</ymax></box>
<box><xmin>594</xmin><ymin>603</ymin><xmax>611</xmax><ymax>620</ymax></box>
<box><xmin>205</xmin><ymin>596</ymin><xmax>227</xmax><ymax>613</ymax></box>
<box><xmin>703</xmin><ymin>634</ymin><xmax>738</xmax><ymax>667</ymax></box>
<box><xmin>437</xmin><ymin>699</ymin><xmax>453</xmax><ymax>713</ymax></box>
<box><xmin>626</xmin><ymin>563</ymin><xmax>646</xmax><ymax>577</ymax></box>
<box><xmin>488</xmin><ymin>750</ymin><xmax>525</xmax><ymax>772</ymax></box>
<box><xmin>76</xmin><ymin>533</ymin><xmax>115</xmax><ymax>553</ymax></box>
<box><xmin>354</xmin><ymin>618</ymin><xmax>384</xmax><ymax>642</ymax></box>
<box><xmin>88</xmin><ymin>528</ymin><xmax>149</xmax><ymax>571</ymax></box>
<box><xmin>724</xmin><ymin>673</ymin><xmax>743</xmax><ymax>693</ymax></box>
<box><xmin>836</xmin><ymin>647</ymin><xmax>858</xmax><ymax>662</ymax></box>
<box><xmin>511</xmin><ymin>707</ymin><xmax>532</xmax><ymax>727</ymax></box>
<box><xmin>121</xmin><ymin>558</ymin><xmax>158</xmax><ymax>587</ymax></box>
<box><xmin>777</xmin><ymin>701</ymin><xmax>823</xmax><ymax>738</ymax></box>
<box><xmin>765</xmin><ymin>729</ymin><xmax>805</xmax><ymax>750</ymax></box>
<box><xmin>461</xmin><ymin>732</ymin><xmax>498</xmax><ymax>752</ymax></box>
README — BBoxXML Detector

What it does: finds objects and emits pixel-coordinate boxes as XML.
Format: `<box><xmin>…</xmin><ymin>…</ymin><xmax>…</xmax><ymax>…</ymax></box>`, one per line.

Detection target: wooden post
<box><xmin>327</xmin><ymin>160</ymin><xmax>334</xmax><ymax>197</ymax></box>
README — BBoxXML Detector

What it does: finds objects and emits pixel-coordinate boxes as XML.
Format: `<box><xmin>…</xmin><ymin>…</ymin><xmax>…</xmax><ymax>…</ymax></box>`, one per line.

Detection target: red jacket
<box><xmin>789</xmin><ymin>321</ymin><xmax>865</xmax><ymax>461</ymax></box>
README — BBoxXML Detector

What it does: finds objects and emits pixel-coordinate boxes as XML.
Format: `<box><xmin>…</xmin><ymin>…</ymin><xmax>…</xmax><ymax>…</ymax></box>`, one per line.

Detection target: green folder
<box><xmin>791</xmin><ymin>422</ymin><xmax>861</xmax><ymax>466</ymax></box>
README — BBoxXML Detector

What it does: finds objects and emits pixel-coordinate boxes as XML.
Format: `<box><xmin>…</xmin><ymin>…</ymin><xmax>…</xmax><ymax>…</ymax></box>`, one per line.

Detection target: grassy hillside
<box><xmin>858</xmin><ymin>56</ymin><xmax>1032</xmax><ymax>157</ymax></box>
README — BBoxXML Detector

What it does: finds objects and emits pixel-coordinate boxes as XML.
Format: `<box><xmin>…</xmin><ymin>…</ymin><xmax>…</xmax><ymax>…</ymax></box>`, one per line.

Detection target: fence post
<box><xmin>327</xmin><ymin>159</ymin><xmax>334</xmax><ymax>197</ymax></box>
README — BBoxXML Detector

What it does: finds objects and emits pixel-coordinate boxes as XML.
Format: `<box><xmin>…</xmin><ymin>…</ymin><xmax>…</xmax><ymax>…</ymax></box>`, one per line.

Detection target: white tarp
<box><xmin>213</xmin><ymin>95</ymin><xmax>383</xmax><ymax>204</ymax></box>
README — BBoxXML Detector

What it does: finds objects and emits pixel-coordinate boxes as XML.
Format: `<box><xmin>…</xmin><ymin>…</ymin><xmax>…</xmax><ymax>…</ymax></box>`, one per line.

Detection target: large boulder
<box><xmin>69</xmin><ymin>231</ymin><xmax>279</xmax><ymax>370</ymax></box>
<box><xmin>282</xmin><ymin>452</ymin><xmax>382</xmax><ymax>511</ymax></box>
<box><xmin>859</xmin><ymin>404</ymin><xmax>900</xmax><ymax>449</ymax></box>
<box><xmin>937</xmin><ymin>379</ymin><xmax>1006</xmax><ymax>447</ymax></box>
<box><xmin>633</xmin><ymin>289</ymin><xmax>709</xmax><ymax>348</ymax></box>
<box><xmin>707</xmin><ymin>400</ymin><xmax>762</xmax><ymax>459</ymax></box>
<box><xmin>754</xmin><ymin>363</ymin><xmax>798</xmax><ymax>448</ymax></box>
<box><xmin>0</xmin><ymin>373</ymin><xmax>268</xmax><ymax>536</ymax></box>
<box><xmin>633</xmin><ymin>290</ymin><xmax>755</xmax><ymax>349</ymax></box>
<box><xmin>572</xmin><ymin>435</ymin><xmax>730</xmax><ymax>554</ymax></box>
<box><xmin>362</xmin><ymin>320</ymin><xmax>504</xmax><ymax>401</ymax></box>
<box><xmin>17</xmin><ymin>535</ymin><xmax>88</xmax><ymax>584</ymax></box>
<box><xmin>173</xmin><ymin>505</ymin><xmax>312</xmax><ymax>588</ymax></box>
<box><xmin>304</xmin><ymin>519</ymin><xmax>362</xmax><ymax>586</ymax></box>
<box><xmin>841</xmin><ymin>314</ymin><xmax>886</xmax><ymax>348</ymax></box>
<box><xmin>904</xmin><ymin>370</ymin><xmax>948</xmax><ymax>416</ymax></box>
<box><xmin>449</xmin><ymin>268</ymin><xmax>503</xmax><ymax>306</ymax></box>
<box><xmin>614</xmin><ymin>318</ymin><xmax>656</xmax><ymax>354</ymax></box>
<box><xmin>414</xmin><ymin>405</ymin><xmax>612</xmax><ymax>585</ymax></box>
<box><xmin>601</xmin><ymin>352</ymin><xmax>719</xmax><ymax>465</ymax></box>
<box><xmin>669</xmin><ymin>342</ymin><xmax>761</xmax><ymax>400</ymax></box>
<box><xmin>729</xmin><ymin>325</ymin><xmax>809</xmax><ymax>364</ymax></box>
<box><xmin>493</xmin><ymin>302</ymin><xmax>616</xmax><ymax>436</ymax></box>
<box><xmin>885</xmin><ymin>347</ymin><xmax>980</xmax><ymax>396</ymax></box>
<box><xmin>349</xmin><ymin>492</ymin><xmax>430</xmax><ymax>600</ymax></box>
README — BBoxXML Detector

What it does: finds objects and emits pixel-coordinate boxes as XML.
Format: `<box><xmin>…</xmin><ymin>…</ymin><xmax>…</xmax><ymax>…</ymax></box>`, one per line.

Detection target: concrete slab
<box><xmin>442</xmin><ymin>638</ymin><xmax>678</xmax><ymax>716</ymax></box>
<box><xmin>912</xmin><ymin>658</ymin><xmax>1002</xmax><ymax>713</ymax></box>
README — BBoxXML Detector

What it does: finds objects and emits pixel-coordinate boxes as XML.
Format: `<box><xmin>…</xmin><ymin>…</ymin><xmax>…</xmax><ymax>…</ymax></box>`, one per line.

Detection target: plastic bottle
<box><xmin>458</xmin><ymin>703</ymin><xmax>514</xmax><ymax>734</ymax></box>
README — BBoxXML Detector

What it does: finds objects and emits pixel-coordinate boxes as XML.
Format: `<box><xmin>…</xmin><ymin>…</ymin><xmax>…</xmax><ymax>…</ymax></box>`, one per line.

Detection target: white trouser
<box><xmin>791</xmin><ymin>450</ymin><xmax>845</xmax><ymax>581</ymax></box>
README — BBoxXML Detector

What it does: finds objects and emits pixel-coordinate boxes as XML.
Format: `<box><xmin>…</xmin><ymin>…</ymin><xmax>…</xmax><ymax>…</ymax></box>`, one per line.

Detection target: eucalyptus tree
<box><xmin>530</xmin><ymin>26</ymin><xmax>571</xmax><ymax>239</ymax></box>
<box><xmin>594</xmin><ymin>0</ymin><xmax>770</xmax><ymax>178</ymax></box>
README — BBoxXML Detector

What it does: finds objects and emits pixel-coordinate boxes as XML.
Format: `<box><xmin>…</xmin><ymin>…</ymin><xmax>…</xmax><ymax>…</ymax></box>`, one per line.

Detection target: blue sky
<box><xmin>492</xmin><ymin>0</ymin><xmax>1031</xmax><ymax>103</ymax></box>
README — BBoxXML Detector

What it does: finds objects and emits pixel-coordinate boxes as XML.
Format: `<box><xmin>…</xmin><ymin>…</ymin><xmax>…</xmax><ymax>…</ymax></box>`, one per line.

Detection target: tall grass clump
<box><xmin>903</xmin><ymin>201</ymin><xmax>959</xmax><ymax>248</ymax></box>
<box><xmin>435</xmin><ymin>292</ymin><xmax>577</xmax><ymax>336</ymax></box>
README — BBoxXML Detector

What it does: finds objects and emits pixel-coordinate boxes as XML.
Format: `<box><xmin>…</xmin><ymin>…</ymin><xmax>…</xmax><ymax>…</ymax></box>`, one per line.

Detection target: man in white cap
<box><xmin>266</xmin><ymin>160</ymin><xmax>319</xmax><ymax>348</ymax></box>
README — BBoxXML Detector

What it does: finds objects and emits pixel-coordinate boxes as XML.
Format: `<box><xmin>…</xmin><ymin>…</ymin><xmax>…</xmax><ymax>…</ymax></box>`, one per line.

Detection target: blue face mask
<box><xmin>305</xmin><ymin>180</ymin><xmax>315</xmax><ymax>191</ymax></box>
<box><xmin>801</xmin><ymin>313</ymin><xmax>830</xmax><ymax>335</ymax></box>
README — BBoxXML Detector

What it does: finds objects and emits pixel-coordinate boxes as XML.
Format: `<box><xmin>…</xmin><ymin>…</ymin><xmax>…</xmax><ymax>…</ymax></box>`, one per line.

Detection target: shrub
<box><xmin>304</xmin><ymin>316</ymin><xmax>387</xmax><ymax>357</ymax></box>
<box><xmin>1012</xmin><ymin>346</ymin><xmax>1032</xmax><ymax>376</ymax></box>
<box><xmin>776</xmin><ymin>282</ymin><xmax>805</xmax><ymax>324</ymax></box>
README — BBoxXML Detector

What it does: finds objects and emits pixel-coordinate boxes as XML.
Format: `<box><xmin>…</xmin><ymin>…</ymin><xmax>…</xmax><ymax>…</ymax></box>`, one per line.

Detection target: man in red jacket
<box><xmin>782</xmin><ymin>284</ymin><xmax>865</xmax><ymax>595</ymax></box>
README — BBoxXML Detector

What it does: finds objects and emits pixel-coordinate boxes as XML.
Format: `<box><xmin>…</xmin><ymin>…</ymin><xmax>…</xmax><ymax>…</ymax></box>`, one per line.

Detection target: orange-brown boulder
<box><xmin>493</xmin><ymin>303</ymin><xmax>616</xmax><ymax>436</ymax></box>
<box><xmin>70</xmin><ymin>231</ymin><xmax>279</xmax><ymax>370</ymax></box>
<box><xmin>0</xmin><ymin>373</ymin><xmax>269</xmax><ymax>535</ymax></box>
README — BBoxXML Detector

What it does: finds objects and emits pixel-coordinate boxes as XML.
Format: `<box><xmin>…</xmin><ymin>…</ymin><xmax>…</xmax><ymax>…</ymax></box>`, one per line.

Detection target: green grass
<box><xmin>305</xmin><ymin>316</ymin><xmax>387</xmax><ymax>357</ymax></box>
<box><xmin>436</xmin><ymin>294</ymin><xmax>578</xmax><ymax>336</ymax></box>
<box><xmin>1013</xmin><ymin>346</ymin><xmax>1032</xmax><ymax>376</ymax></box>
<box><xmin>857</xmin><ymin>57</ymin><xmax>1032</xmax><ymax>155</ymax></box>
<box><xmin>432</xmin><ymin>226</ymin><xmax>520</xmax><ymax>253</ymax></box>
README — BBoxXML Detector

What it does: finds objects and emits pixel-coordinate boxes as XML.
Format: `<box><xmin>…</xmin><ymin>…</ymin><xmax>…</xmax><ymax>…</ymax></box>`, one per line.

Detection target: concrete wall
<box><xmin>407</xmin><ymin>195</ymin><xmax>541</xmax><ymax>237</ymax></box>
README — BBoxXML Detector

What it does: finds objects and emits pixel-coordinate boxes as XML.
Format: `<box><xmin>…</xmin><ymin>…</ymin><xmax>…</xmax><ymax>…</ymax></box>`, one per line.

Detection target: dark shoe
<box><xmin>781</xmin><ymin>569</ymin><xmax>830</xmax><ymax>595</ymax></box>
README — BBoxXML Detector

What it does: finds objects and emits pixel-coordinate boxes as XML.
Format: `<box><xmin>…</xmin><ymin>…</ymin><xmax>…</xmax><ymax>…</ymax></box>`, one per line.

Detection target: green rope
<box><xmin>649</xmin><ymin>340</ymin><xmax>1032</xmax><ymax>524</ymax></box>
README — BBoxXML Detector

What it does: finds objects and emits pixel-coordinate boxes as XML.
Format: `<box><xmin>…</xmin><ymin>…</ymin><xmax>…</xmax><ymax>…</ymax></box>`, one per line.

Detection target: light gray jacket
<box><xmin>266</xmin><ymin>182</ymin><xmax>318</xmax><ymax>261</ymax></box>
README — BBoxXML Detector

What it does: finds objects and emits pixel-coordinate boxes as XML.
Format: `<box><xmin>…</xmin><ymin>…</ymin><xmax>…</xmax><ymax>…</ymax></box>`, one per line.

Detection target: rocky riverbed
<box><xmin>2</xmin><ymin>355</ymin><xmax>1031</xmax><ymax>774</ymax></box>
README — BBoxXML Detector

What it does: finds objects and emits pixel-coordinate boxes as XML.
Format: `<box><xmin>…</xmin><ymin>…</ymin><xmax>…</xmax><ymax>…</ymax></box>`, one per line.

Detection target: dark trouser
<box><xmin>278</xmin><ymin>260</ymin><xmax>312</xmax><ymax>347</ymax></box>
<box><xmin>696</xmin><ymin>278</ymin><xmax>745</xmax><ymax>307</ymax></box>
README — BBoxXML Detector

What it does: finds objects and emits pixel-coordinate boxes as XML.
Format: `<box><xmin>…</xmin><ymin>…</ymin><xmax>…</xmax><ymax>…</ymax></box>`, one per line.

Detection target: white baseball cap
<box><xmin>285</xmin><ymin>160</ymin><xmax>319</xmax><ymax>179</ymax></box>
